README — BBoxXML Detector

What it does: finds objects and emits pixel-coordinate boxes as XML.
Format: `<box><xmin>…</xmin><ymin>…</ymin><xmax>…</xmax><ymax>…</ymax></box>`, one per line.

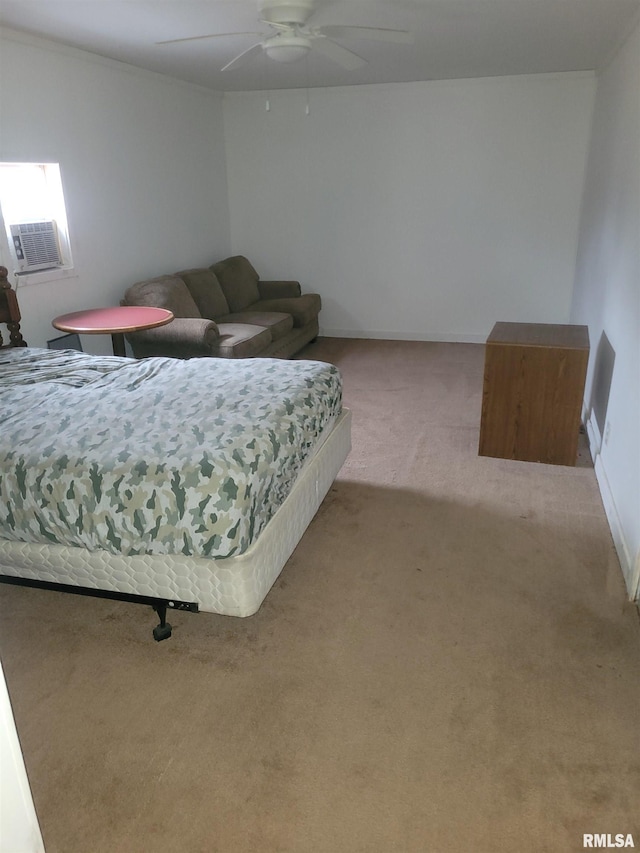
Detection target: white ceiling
<box><xmin>1</xmin><ymin>0</ymin><xmax>639</xmax><ymax>92</ymax></box>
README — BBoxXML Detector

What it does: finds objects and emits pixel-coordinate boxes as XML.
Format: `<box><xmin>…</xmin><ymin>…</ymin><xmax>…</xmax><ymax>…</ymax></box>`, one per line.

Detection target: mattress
<box><xmin>0</xmin><ymin>347</ymin><xmax>342</xmax><ymax>559</ymax></box>
<box><xmin>0</xmin><ymin>409</ymin><xmax>351</xmax><ymax>616</ymax></box>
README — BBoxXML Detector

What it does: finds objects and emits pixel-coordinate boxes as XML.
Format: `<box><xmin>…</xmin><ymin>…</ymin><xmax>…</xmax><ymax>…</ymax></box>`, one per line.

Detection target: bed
<box><xmin>0</xmin><ymin>270</ymin><xmax>351</xmax><ymax>639</ymax></box>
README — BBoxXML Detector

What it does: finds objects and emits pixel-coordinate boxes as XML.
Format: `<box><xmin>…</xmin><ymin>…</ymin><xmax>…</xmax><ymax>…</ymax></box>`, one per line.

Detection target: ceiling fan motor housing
<box><xmin>259</xmin><ymin>0</ymin><xmax>315</xmax><ymax>26</ymax></box>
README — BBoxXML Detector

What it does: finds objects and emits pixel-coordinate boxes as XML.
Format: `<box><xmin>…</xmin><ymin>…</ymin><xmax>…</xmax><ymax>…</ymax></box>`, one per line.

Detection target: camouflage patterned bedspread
<box><xmin>0</xmin><ymin>348</ymin><xmax>342</xmax><ymax>559</ymax></box>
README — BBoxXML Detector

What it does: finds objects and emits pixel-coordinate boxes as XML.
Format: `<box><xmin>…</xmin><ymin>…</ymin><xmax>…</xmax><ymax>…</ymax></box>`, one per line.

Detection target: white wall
<box><xmin>223</xmin><ymin>73</ymin><xmax>595</xmax><ymax>342</ymax></box>
<box><xmin>0</xmin><ymin>661</ymin><xmax>45</xmax><ymax>853</ymax></box>
<box><xmin>571</xmin><ymin>20</ymin><xmax>640</xmax><ymax>599</ymax></box>
<box><xmin>0</xmin><ymin>30</ymin><xmax>231</xmax><ymax>352</ymax></box>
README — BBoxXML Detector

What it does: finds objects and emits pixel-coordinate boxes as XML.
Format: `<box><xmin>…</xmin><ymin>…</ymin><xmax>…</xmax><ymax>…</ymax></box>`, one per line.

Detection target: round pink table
<box><xmin>52</xmin><ymin>306</ymin><xmax>173</xmax><ymax>357</ymax></box>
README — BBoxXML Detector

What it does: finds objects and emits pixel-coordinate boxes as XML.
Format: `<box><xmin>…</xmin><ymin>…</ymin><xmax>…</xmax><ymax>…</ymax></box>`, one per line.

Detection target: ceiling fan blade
<box><xmin>312</xmin><ymin>37</ymin><xmax>366</xmax><ymax>70</ymax></box>
<box><xmin>156</xmin><ymin>31</ymin><xmax>264</xmax><ymax>46</ymax></box>
<box><xmin>315</xmin><ymin>26</ymin><xmax>414</xmax><ymax>45</ymax></box>
<box><xmin>221</xmin><ymin>42</ymin><xmax>264</xmax><ymax>72</ymax></box>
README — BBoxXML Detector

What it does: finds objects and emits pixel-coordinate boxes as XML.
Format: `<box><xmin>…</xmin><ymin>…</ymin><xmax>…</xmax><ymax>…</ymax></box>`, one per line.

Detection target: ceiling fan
<box><xmin>157</xmin><ymin>0</ymin><xmax>413</xmax><ymax>72</ymax></box>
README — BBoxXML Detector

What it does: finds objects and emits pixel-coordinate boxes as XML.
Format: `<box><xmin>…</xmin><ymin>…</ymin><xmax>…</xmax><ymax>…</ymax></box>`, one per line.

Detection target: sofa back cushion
<box><xmin>122</xmin><ymin>275</ymin><xmax>201</xmax><ymax>318</ymax></box>
<box><xmin>176</xmin><ymin>268</ymin><xmax>230</xmax><ymax>320</ymax></box>
<box><xmin>210</xmin><ymin>256</ymin><xmax>260</xmax><ymax>313</ymax></box>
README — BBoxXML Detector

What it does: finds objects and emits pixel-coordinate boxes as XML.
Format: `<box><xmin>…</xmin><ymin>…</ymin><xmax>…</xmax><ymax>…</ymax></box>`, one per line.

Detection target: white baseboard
<box><xmin>584</xmin><ymin>407</ymin><xmax>638</xmax><ymax>601</ymax></box>
<box><xmin>319</xmin><ymin>328</ymin><xmax>486</xmax><ymax>344</ymax></box>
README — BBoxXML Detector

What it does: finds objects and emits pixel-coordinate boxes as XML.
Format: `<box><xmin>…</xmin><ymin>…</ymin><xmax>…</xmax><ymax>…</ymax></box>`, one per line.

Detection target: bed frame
<box><xmin>0</xmin><ymin>269</ymin><xmax>351</xmax><ymax>640</ymax></box>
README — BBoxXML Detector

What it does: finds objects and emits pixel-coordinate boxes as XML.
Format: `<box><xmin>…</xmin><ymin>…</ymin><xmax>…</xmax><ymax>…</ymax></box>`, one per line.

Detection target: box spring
<box><xmin>0</xmin><ymin>409</ymin><xmax>351</xmax><ymax>617</ymax></box>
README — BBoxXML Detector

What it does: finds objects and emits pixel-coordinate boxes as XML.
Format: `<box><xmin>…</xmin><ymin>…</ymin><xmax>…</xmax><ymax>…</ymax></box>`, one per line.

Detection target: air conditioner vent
<box><xmin>10</xmin><ymin>221</ymin><xmax>63</xmax><ymax>272</ymax></box>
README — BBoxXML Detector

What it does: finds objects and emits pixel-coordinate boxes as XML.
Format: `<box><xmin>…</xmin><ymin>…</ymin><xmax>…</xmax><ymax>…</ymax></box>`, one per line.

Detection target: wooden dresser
<box><xmin>478</xmin><ymin>322</ymin><xmax>589</xmax><ymax>466</ymax></box>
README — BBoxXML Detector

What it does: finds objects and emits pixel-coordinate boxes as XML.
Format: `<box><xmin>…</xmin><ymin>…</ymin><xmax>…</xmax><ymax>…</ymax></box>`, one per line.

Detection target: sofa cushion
<box><xmin>258</xmin><ymin>280</ymin><xmax>302</xmax><ymax>300</ymax></box>
<box><xmin>217</xmin><ymin>311</ymin><xmax>293</xmax><ymax>341</ymax></box>
<box><xmin>249</xmin><ymin>294</ymin><xmax>321</xmax><ymax>328</ymax></box>
<box><xmin>213</xmin><ymin>323</ymin><xmax>272</xmax><ymax>358</ymax></box>
<box><xmin>176</xmin><ymin>268</ymin><xmax>230</xmax><ymax>320</ymax></box>
<box><xmin>210</xmin><ymin>256</ymin><xmax>260</xmax><ymax>313</ymax></box>
<box><xmin>122</xmin><ymin>275</ymin><xmax>201</xmax><ymax>319</ymax></box>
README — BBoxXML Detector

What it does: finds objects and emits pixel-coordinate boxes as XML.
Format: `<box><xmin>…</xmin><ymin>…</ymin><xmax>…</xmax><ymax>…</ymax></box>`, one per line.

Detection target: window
<box><xmin>0</xmin><ymin>162</ymin><xmax>73</xmax><ymax>276</ymax></box>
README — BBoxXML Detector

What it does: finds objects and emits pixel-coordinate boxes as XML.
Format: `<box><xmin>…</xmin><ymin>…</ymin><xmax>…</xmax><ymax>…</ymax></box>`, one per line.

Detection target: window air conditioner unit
<box><xmin>10</xmin><ymin>221</ymin><xmax>63</xmax><ymax>272</ymax></box>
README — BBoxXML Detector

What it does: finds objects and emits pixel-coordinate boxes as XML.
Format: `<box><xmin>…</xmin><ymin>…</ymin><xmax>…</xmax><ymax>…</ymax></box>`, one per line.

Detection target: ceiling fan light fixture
<box><xmin>264</xmin><ymin>34</ymin><xmax>311</xmax><ymax>62</ymax></box>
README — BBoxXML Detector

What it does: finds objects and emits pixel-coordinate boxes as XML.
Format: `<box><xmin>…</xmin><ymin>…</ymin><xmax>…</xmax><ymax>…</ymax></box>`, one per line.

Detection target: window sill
<box><xmin>14</xmin><ymin>267</ymin><xmax>78</xmax><ymax>288</ymax></box>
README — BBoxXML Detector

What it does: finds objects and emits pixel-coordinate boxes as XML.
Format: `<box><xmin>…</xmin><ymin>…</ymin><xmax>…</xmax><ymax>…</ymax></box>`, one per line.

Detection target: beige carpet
<box><xmin>1</xmin><ymin>338</ymin><xmax>638</xmax><ymax>853</ymax></box>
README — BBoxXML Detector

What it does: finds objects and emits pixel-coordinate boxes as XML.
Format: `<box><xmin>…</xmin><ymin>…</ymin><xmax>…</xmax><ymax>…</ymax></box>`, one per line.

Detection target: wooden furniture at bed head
<box><xmin>0</xmin><ymin>266</ymin><xmax>27</xmax><ymax>349</ymax></box>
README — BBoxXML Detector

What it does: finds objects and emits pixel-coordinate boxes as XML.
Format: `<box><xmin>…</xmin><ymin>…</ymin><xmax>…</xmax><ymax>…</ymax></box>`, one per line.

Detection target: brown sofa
<box><xmin>121</xmin><ymin>255</ymin><xmax>321</xmax><ymax>359</ymax></box>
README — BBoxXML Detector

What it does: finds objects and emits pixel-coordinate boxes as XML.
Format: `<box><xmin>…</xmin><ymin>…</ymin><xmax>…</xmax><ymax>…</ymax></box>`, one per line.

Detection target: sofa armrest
<box><xmin>126</xmin><ymin>317</ymin><xmax>220</xmax><ymax>357</ymax></box>
<box><xmin>258</xmin><ymin>280</ymin><xmax>301</xmax><ymax>299</ymax></box>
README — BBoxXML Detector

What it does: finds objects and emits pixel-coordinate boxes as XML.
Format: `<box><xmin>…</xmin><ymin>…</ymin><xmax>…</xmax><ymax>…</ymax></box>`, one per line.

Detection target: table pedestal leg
<box><xmin>111</xmin><ymin>332</ymin><xmax>126</xmax><ymax>357</ymax></box>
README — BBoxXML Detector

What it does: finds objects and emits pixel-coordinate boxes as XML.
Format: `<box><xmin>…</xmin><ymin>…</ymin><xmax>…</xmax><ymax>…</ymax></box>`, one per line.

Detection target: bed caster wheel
<box><xmin>153</xmin><ymin>621</ymin><xmax>172</xmax><ymax>642</ymax></box>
